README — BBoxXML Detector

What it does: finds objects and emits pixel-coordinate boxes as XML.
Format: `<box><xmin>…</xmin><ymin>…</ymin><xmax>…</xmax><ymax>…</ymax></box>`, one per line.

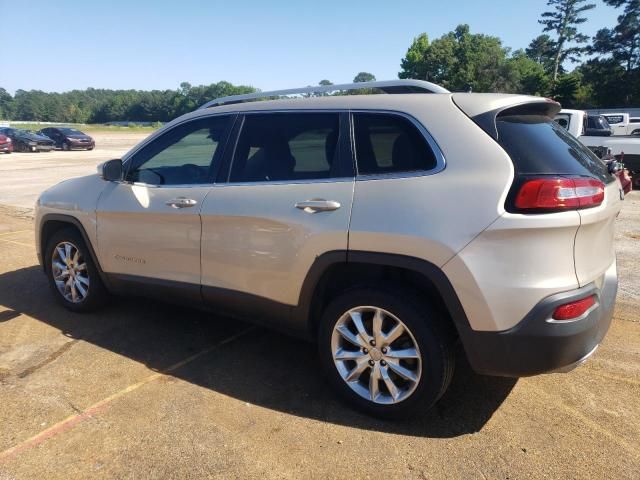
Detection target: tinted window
<box><xmin>630</xmin><ymin>118</ymin><xmax>640</xmax><ymax>124</ymax></box>
<box><xmin>587</xmin><ymin>116</ymin><xmax>610</xmax><ymax>130</ymax></box>
<box><xmin>126</xmin><ymin>116</ymin><xmax>231</xmax><ymax>185</ymax></box>
<box><xmin>353</xmin><ymin>113</ymin><xmax>436</xmax><ymax>175</ymax></box>
<box><xmin>230</xmin><ymin>113</ymin><xmax>340</xmax><ymax>182</ymax></box>
<box><xmin>496</xmin><ymin>114</ymin><xmax>612</xmax><ymax>183</ymax></box>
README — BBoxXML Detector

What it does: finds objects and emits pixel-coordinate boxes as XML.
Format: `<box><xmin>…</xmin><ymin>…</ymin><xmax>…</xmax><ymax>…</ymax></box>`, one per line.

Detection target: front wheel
<box><xmin>318</xmin><ymin>287</ymin><xmax>455</xmax><ymax>419</ymax></box>
<box><xmin>45</xmin><ymin>228</ymin><xmax>108</xmax><ymax>312</ymax></box>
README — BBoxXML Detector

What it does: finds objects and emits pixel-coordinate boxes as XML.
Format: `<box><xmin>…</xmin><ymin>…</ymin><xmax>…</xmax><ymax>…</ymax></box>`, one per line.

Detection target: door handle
<box><xmin>165</xmin><ymin>197</ymin><xmax>198</xmax><ymax>209</ymax></box>
<box><xmin>295</xmin><ymin>199</ymin><xmax>341</xmax><ymax>213</ymax></box>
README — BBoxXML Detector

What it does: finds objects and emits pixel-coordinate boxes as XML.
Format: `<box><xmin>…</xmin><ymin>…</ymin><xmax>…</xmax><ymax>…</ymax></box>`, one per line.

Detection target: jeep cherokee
<box><xmin>35</xmin><ymin>80</ymin><xmax>622</xmax><ymax>418</ymax></box>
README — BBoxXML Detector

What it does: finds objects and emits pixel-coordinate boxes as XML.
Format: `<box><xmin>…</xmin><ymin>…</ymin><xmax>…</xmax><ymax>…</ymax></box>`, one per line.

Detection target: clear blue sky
<box><xmin>0</xmin><ymin>0</ymin><xmax>621</xmax><ymax>94</ymax></box>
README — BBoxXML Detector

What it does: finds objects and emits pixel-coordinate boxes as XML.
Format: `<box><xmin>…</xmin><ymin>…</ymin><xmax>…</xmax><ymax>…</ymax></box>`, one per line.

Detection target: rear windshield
<box><xmin>496</xmin><ymin>114</ymin><xmax>612</xmax><ymax>183</ymax></box>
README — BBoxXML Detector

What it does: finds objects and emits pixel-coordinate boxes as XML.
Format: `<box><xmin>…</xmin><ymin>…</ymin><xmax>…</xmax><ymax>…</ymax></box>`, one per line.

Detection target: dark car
<box><xmin>38</xmin><ymin>127</ymin><xmax>95</xmax><ymax>151</ymax></box>
<box><xmin>0</xmin><ymin>134</ymin><xmax>12</xmax><ymax>154</ymax></box>
<box><xmin>0</xmin><ymin>127</ymin><xmax>54</xmax><ymax>152</ymax></box>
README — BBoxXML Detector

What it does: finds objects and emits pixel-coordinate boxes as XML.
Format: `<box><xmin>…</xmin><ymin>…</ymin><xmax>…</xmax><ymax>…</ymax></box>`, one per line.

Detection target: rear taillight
<box><xmin>552</xmin><ymin>295</ymin><xmax>596</xmax><ymax>320</ymax></box>
<box><xmin>515</xmin><ymin>177</ymin><xmax>604</xmax><ymax>212</ymax></box>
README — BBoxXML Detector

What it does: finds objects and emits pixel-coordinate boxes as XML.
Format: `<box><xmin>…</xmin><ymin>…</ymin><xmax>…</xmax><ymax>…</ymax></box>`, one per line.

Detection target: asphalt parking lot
<box><xmin>0</xmin><ymin>139</ymin><xmax>639</xmax><ymax>479</ymax></box>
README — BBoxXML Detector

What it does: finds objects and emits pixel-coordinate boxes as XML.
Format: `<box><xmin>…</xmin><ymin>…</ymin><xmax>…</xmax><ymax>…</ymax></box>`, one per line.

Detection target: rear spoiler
<box><xmin>452</xmin><ymin>93</ymin><xmax>561</xmax><ymax>140</ymax></box>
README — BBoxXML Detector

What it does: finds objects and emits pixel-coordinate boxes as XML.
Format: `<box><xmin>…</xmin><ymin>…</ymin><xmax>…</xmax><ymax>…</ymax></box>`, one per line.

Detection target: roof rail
<box><xmin>198</xmin><ymin>79</ymin><xmax>449</xmax><ymax>109</ymax></box>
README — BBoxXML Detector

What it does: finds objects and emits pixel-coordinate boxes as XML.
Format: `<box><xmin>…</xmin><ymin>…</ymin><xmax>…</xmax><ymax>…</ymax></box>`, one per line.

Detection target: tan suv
<box><xmin>35</xmin><ymin>80</ymin><xmax>622</xmax><ymax>418</ymax></box>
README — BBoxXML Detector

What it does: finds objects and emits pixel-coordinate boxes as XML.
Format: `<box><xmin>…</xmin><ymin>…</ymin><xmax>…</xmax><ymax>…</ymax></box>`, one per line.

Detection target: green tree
<box><xmin>353</xmin><ymin>72</ymin><xmax>376</xmax><ymax>83</ymax></box>
<box><xmin>526</xmin><ymin>34</ymin><xmax>559</xmax><ymax>74</ymax></box>
<box><xmin>0</xmin><ymin>88</ymin><xmax>14</xmax><ymax>119</ymax></box>
<box><xmin>551</xmin><ymin>72</ymin><xmax>582</xmax><ymax>107</ymax></box>
<box><xmin>398</xmin><ymin>33</ymin><xmax>431</xmax><ymax>80</ymax></box>
<box><xmin>319</xmin><ymin>79</ymin><xmax>333</xmax><ymax>85</ymax></box>
<box><xmin>592</xmin><ymin>0</ymin><xmax>639</xmax><ymax>73</ymax></box>
<box><xmin>578</xmin><ymin>58</ymin><xmax>628</xmax><ymax>107</ymax></box>
<box><xmin>589</xmin><ymin>0</ymin><xmax>639</xmax><ymax>105</ymax></box>
<box><xmin>507</xmin><ymin>50</ymin><xmax>552</xmax><ymax>96</ymax></box>
<box><xmin>539</xmin><ymin>0</ymin><xmax>596</xmax><ymax>81</ymax></box>
<box><xmin>398</xmin><ymin>24</ymin><xmax>516</xmax><ymax>92</ymax></box>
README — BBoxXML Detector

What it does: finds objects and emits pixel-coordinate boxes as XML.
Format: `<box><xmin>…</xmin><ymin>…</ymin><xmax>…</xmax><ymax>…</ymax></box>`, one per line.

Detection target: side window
<box><xmin>554</xmin><ymin>114</ymin><xmax>571</xmax><ymax>130</ymax></box>
<box><xmin>353</xmin><ymin>113</ymin><xmax>437</xmax><ymax>175</ymax></box>
<box><xmin>229</xmin><ymin>113</ymin><xmax>341</xmax><ymax>182</ymax></box>
<box><xmin>126</xmin><ymin>116</ymin><xmax>231</xmax><ymax>185</ymax></box>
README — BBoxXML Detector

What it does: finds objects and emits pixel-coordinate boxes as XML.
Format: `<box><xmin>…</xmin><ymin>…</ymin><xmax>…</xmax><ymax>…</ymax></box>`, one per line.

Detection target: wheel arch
<box><xmin>39</xmin><ymin>214</ymin><xmax>110</xmax><ymax>288</ymax></box>
<box><xmin>296</xmin><ymin>251</ymin><xmax>472</xmax><ymax>342</ymax></box>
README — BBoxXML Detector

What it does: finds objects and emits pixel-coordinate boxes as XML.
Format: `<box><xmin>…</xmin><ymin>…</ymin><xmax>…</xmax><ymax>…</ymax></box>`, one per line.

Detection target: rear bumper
<box><xmin>460</xmin><ymin>260</ymin><xmax>617</xmax><ymax>377</ymax></box>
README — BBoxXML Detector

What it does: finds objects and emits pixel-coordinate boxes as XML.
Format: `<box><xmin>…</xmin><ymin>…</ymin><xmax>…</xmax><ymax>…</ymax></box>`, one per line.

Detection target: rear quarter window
<box><xmin>353</xmin><ymin>113</ymin><xmax>437</xmax><ymax>175</ymax></box>
<box><xmin>496</xmin><ymin>114</ymin><xmax>612</xmax><ymax>183</ymax></box>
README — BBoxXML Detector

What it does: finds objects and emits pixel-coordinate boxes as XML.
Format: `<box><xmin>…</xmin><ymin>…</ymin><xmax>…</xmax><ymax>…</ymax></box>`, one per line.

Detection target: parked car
<box><xmin>600</xmin><ymin>113</ymin><xmax>640</xmax><ymax>136</ymax></box>
<box><xmin>38</xmin><ymin>127</ymin><xmax>95</xmax><ymax>151</ymax></box>
<box><xmin>555</xmin><ymin>109</ymin><xmax>640</xmax><ymax>190</ymax></box>
<box><xmin>0</xmin><ymin>134</ymin><xmax>12</xmax><ymax>154</ymax></box>
<box><xmin>0</xmin><ymin>127</ymin><xmax>54</xmax><ymax>152</ymax></box>
<box><xmin>35</xmin><ymin>80</ymin><xmax>622</xmax><ymax>418</ymax></box>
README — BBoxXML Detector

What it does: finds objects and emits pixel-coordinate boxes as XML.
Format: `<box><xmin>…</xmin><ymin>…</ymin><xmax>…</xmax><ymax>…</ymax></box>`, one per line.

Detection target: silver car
<box><xmin>35</xmin><ymin>80</ymin><xmax>622</xmax><ymax>418</ymax></box>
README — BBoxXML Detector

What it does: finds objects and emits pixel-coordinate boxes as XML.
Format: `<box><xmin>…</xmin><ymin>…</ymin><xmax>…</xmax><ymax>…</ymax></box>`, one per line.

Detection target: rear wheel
<box><xmin>318</xmin><ymin>287</ymin><xmax>455</xmax><ymax>419</ymax></box>
<box><xmin>45</xmin><ymin>228</ymin><xmax>108</xmax><ymax>312</ymax></box>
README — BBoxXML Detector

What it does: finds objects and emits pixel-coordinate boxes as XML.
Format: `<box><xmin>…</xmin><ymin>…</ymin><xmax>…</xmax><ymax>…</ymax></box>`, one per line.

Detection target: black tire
<box><xmin>44</xmin><ymin>227</ymin><xmax>108</xmax><ymax>312</ymax></box>
<box><xmin>318</xmin><ymin>286</ymin><xmax>455</xmax><ymax>419</ymax></box>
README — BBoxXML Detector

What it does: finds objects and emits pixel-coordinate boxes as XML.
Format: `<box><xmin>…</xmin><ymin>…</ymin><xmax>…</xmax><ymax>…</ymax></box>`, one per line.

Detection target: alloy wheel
<box><xmin>51</xmin><ymin>241</ymin><xmax>90</xmax><ymax>303</ymax></box>
<box><xmin>331</xmin><ymin>306</ymin><xmax>422</xmax><ymax>404</ymax></box>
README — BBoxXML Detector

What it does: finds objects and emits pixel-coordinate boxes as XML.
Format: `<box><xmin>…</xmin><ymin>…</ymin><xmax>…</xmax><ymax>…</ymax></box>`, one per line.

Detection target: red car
<box><xmin>0</xmin><ymin>134</ymin><xmax>12</xmax><ymax>154</ymax></box>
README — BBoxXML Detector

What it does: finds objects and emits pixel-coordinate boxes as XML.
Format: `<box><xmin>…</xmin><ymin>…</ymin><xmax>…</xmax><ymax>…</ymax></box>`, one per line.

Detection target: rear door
<box><xmin>96</xmin><ymin>114</ymin><xmax>234</xmax><ymax>289</ymax></box>
<box><xmin>199</xmin><ymin>111</ymin><xmax>354</xmax><ymax>319</ymax></box>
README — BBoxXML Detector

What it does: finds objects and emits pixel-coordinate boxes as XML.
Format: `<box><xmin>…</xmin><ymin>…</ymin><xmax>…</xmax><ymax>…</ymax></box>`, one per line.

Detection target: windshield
<box><xmin>59</xmin><ymin>128</ymin><xmax>84</xmax><ymax>135</ymax></box>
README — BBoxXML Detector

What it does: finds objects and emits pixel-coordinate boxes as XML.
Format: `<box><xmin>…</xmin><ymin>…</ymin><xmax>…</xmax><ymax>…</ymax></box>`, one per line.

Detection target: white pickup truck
<box><xmin>600</xmin><ymin>113</ymin><xmax>640</xmax><ymax>136</ymax></box>
<box><xmin>555</xmin><ymin>109</ymin><xmax>640</xmax><ymax>189</ymax></box>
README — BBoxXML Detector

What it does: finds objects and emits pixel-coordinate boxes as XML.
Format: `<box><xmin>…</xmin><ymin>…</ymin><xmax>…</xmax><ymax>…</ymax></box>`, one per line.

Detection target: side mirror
<box><xmin>584</xmin><ymin>128</ymin><xmax>612</xmax><ymax>137</ymax></box>
<box><xmin>100</xmin><ymin>159</ymin><xmax>123</xmax><ymax>181</ymax></box>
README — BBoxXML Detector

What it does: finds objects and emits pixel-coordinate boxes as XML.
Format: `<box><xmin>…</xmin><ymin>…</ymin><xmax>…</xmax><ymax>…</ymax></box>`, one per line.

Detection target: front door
<box><xmin>96</xmin><ymin>114</ymin><xmax>234</xmax><ymax>289</ymax></box>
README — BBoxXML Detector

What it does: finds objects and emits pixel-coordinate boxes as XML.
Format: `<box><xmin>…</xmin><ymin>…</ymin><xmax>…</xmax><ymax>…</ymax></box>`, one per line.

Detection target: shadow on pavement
<box><xmin>0</xmin><ymin>266</ymin><xmax>516</xmax><ymax>438</ymax></box>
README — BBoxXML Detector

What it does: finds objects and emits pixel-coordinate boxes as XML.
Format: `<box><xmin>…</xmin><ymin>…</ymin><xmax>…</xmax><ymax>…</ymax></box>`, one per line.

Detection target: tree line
<box><xmin>0</xmin><ymin>0</ymin><xmax>637</xmax><ymax>123</ymax></box>
<box><xmin>399</xmin><ymin>0</ymin><xmax>639</xmax><ymax>107</ymax></box>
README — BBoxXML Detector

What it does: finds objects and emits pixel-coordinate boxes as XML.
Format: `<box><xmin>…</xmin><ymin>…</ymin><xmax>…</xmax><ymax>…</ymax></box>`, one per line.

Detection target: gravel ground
<box><xmin>0</xmin><ymin>148</ymin><xmax>638</xmax><ymax>478</ymax></box>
